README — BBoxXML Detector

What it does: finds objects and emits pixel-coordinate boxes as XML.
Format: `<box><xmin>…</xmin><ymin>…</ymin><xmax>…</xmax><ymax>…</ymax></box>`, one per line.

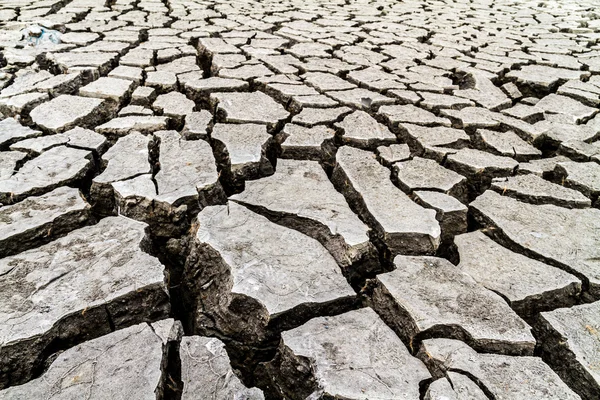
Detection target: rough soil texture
<box><xmin>0</xmin><ymin>0</ymin><xmax>599</xmax><ymax>399</ymax></box>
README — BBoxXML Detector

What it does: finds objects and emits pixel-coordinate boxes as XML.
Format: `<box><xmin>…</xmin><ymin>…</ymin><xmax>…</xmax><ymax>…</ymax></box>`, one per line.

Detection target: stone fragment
<box><xmin>231</xmin><ymin>159</ymin><xmax>373</xmax><ymax>270</ymax></box>
<box><xmin>262</xmin><ymin>308</ymin><xmax>431</xmax><ymax>399</ymax></box>
<box><xmin>0</xmin><ymin>322</ymin><xmax>170</xmax><ymax>399</ymax></box>
<box><xmin>535</xmin><ymin>94</ymin><xmax>598</xmax><ymax>124</ymax></box>
<box><xmin>380</xmin><ymin>104</ymin><xmax>451</xmax><ymax>127</ymax></box>
<box><xmin>180</xmin><ymin>336</ymin><xmax>264</xmax><ymax>400</ymax></box>
<box><xmin>211</xmin><ymin>91</ymin><xmax>289</xmax><ymax>131</ymax></box>
<box><xmin>79</xmin><ymin>76</ymin><xmax>135</xmax><ymax>103</ymax></box>
<box><xmin>475</xmin><ymin>129</ymin><xmax>542</xmax><ymax>161</ymax></box>
<box><xmin>30</xmin><ymin>95</ymin><xmax>106</xmax><ymax>133</ymax></box>
<box><xmin>393</xmin><ymin>157</ymin><xmax>467</xmax><ymax>200</ymax></box>
<box><xmin>471</xmin><ymin>190</ymin><xmax>600</xmax><ymax>297</ymax></box>
<box><xmin>490</xmin><ymin>174</ymin><xmax>591</xmax><ymax>208</ymax></box>
<box><xmin>0</xmin><ymin>186</ymin><xmax>91</xmax><ymax>257</ymax></box>
<box><xmin>0</xmin><ymin>217</ymin><xmax>169</xmax><ymax>389</ymax></box>
<box><xmin>456</xmin><ymin>231</ymin><xmax>581</xmax><ymax>316</ymax></box>
<box><xmin>279</xmin><ymin>124</ymin><xmax>335</xmax><ymax>161</ymax></box>
<box><xmin>187</xmin><ymin>202</ymin><xmax>355</xmax><ymax>340</ymax></box>
<box><xmin>0</xmin><ymin>146</ymin><xmax>93</xmax><ymax>204</ymax></box>
<box><xmin>0</xmin><ymin>118</ymin><xmax>41</xmax><ymax>149</ymax></box>
<box><xmin>95</xmin><ymin>115</ymin><xmax>168</xmax><ymax>136</ymax></box>
<box><xmin>372</xmin><ymin>255</ymin><xmax>535</xmax><ymax>354</ymax></box>
<box><xmin>211</xmin><ymin>123</ymin><xmax>273</xmax><ymax>183</ymax></box>
<box><xmin>332</xmin><ymin>146</ymin><xmax>440</xmax><ymax>255</ymax></box>
<box><xmin>501</xmin><ymin>104</ymin><xmax>544</xmax><ymax>124</ymax></box>
<box><xmin>538</xmin><ymin>302</ymin><xmax>600</xmax><ymax>400</ymax></box>
<box><xmin>413</xmin><ymin>191</ymin><xmax>467</xmax><ymax>241</ymax></box>
<box><xmin>420</xmin><ymin>339</ymin><xmax>580</xmax><ymax>400</ymax></box>
<box><xmin>335</xmin><ymin>110</ymin><xmax>396</xmax><ymax>149</ymax></box>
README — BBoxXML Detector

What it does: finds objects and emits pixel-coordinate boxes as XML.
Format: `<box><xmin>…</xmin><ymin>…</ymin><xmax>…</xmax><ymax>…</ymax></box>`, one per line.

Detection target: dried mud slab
<box><xmin>184</xmin><ymin>202</ymin><xmax>356</xmax><ymax>342</ymax></box>
<box><xmin>471</xmin><ymin>190</ymin><xmax>600</xmax><ymax>298</ymax></box>
<box><xmin>419</xmin><ymin>338</ymin><xmax>581</xmax><ymax>400</ymax></box>
<box><xmin>332</xmin><ymin>146</ymin><xmax>440</xmax><ymax>256</ymax></box>
<box><xmin>0</xmin><ymin>217</ymin><xmax>170</xmax><ymax>389</ymax></box>
<box><xmin>0</xmin><ymin>320</ymin><xmax>180</xmax><ymax>399</ymax></box>
<box><xmin>230</xmin><ymin>159</ymin><xmax>375</xmax><ymax>273</ymax></box>
<box><xmin>180</xmin><ymin>336</ymin><xmax>265</xmax><ymax>399</ymax></box>
<box><xmin>371</xmin><ymin>255</ymin><xmax>535</xmax><ymax>355</ymax></box>
<box><xmin>260</xmin><ymin>307</ymin><xmax>431</xmax><ymax>399</ymax></box>
<box><xmin>0</xmin><ymin>186</ymin><xmax>91</xmax><ymax>257</ymax></box>
<box><xmin>537</xmin><ymin>302</ymin><xmax>600</xmax><ymax>400</ymax></box>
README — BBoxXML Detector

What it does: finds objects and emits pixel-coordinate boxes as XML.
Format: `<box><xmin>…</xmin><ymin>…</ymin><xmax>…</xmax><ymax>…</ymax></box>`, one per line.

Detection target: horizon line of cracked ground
<box><xmin>0</xmin><ymin>0</ymin><xmax>600</xmax><ymax>398</ymax></box>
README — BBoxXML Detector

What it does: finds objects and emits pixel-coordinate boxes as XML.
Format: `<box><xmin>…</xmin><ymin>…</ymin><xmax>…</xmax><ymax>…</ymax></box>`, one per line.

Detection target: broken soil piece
<box><xmin>455</xmin><ymin>230</ymin><xmax>581</xmax><ymax>317</ymax></box>
<box><xmin>490</xmin><ymin>174</ymin><xmax>592</xmax><ymax>208</ymax></box>
<box><xmin>95</xmin><ymin>115</ymin><xmax>169</xmax><ymax>136</ymax></box>
<box><xmin>0</xmin><ymin>146</ymin><xmax>93</xmax><ymax>205</ymax></box>
<box><xmin>29</xmin><ymin>95</ymin><xmax>107</xmax><ymax>133</ymax></box>
<box><xmin>278</xmin><ymin>123</ymin><xmax>335</xmax><ymax>161</ymax></box>
<box><xmin>413</xmin><ymin>190</ymin><xmax>467</xmax><ymax>242</ymax></box>
<box><xmin>181</xmin><ymin>110</ymin><xmax>212</xmax><ymax>140</ymax></box>
<box><xmin>0</xmin><ymin>151</ymin><xmax>26</xmax><ymax>180</ymax></box>
<box><xmin>211</xmin><ymin>123</ymin><xmax>274</xmax><ymax>186</ymax></box>
<box><xmin>470</xmin><ymin>190</ymin><xmax>600</xmax><ymax>298</ymax></box>
<box><xmin>537</xmin><ymin>302</ymin><xmax>600</xmax><ymax>400</ymax></box>
<box><xmin>0</xmin><ymin>322</ymin><xmax>172</xmax><ymax>399</ymax></box>
<box><xmin>210</xmin><ymin>91</ymin><xmax>290</xmax><ymax>132</ymax></box>
<box><xmin>0</xmin><ymin>118</ymin><xmax>41</xmax><ymax>149</ymax></box>
<box><xmin>334</xmin><ymin>109</ymin><xmax>397</xmax><ymax>149</ymax></box>
<box><xmin>291</xmin><ymin>106</ymin><xmax>352</xmax><ymax>127</ymax></box>
<box><xmin>371</xmin><ymin>255</ymin><xmax>535</xmax><ymax>355</ymax></box>
<box><xmin>376</xmin><ymin>143</ymin><xmax>410</xmax><ymax>166</ymax></box>
<box><xmin>260</xmin><ymin>307</ymin><xmax>430</xmax><ymax>400</ymax></box>
<box><xmin>379</xmin><ymin>104</ymin><xmax>451</xmax><ymax>127</ymax></box>
<box><xmin>184</xmin><ymin>202</ymin><xmax>356</xmax><ymax>343</ymax></box>
<box><xmin>0</xmin><ymin>186</ymin><xmax>91</xmax><ymax>258</ymax></box>
<box><xmin>230</xmin><ymin>159</ymin><xmax>375</xmax><ymax>273</ymax></box>
<box><xmin>419</xmin><ymin>338</ymin><xmax>581</xmax><ymax>400</ymax></box>
<box><xmin>393</xmin><ymin>157</ymin><xmax>468</xmax><ymax>201</ymax></box>
<box><xmin>445</xmin><ymin>148</ymin><xmax>518</xmax><ymax>196</ymax></box>
<box><xmin>180</xmin><ymin>336</ymin><xmax>265</xmax><ymax>400</ymax></box>
<box><xmin>112</xmin><ymin>131</ymin><xmax>225</xmax><ymax>236</ymax></box>
<box><xmin>554</xmin><ymin>161</ymin><xmax>600</xmax><ymax>206</ymax></box>
<box><xmin>0</xmin><ymin>217</ymin><xmax>170</xmax><ymax>389</ymax></box>
<box><xmin>474</xmin><ymin>129</ymin><xmax>542</xmax><ymax>161</ymax></box>
<box><xmin>332</xmin><ymin>146</ymin><xmax>440</xmax><ymax>256</ymax></box>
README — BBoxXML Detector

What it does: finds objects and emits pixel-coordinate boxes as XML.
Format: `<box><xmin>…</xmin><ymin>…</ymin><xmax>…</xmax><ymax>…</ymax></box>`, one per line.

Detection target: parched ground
<box><xmin>0</xmin><ymin>0</ymin><xmax>599</xmax><ymax>398</ymax></box>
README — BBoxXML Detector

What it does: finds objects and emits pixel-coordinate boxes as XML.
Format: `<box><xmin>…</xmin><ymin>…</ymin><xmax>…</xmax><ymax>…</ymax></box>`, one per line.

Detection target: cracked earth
<box><xmin>0</xmin><ymin>0</ymin><xmax>599</xmax><ymax>399</ymax></box>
